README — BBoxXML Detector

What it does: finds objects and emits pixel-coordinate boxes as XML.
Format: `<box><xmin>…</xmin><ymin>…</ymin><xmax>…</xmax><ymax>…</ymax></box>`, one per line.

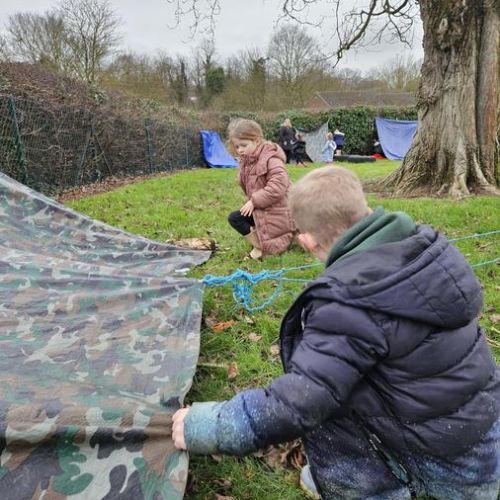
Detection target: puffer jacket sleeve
<box><xmin>250</xmin><ymin>158</ymin><xmax>289</xmax><ymax>209</ymax></box>
<box><xmin>184</xmin><ymin>302</ymin><xmax>389</xmax><ymax>456</ymax></box>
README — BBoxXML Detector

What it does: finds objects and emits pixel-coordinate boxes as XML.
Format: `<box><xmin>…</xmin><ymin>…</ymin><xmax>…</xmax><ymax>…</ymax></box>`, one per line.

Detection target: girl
<box><xmin>321</xmin><ymin>132</ymin><xmax>337</xmax><ymax>165</ymax></box>
<box><xmin>278</xmin><ymin>118</ymin><xmax>296</xmax><ymax>164</ymax></box>
<box><xmin>293</xmin><ymin>132</ymin><xmax>307</xmax><ymax>167</ymax></box>
<box><xmin>227</xmin><ymin>119</ymin><xmax>295</xmax><ymax>259</ymax></box>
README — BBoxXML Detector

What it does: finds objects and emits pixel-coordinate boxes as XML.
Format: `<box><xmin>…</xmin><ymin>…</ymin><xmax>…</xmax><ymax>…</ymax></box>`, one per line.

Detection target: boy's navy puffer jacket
<box><xmin>184</xmin><ymin>225</ymin><xmax>500</xmax><ymax>470</ymax></box>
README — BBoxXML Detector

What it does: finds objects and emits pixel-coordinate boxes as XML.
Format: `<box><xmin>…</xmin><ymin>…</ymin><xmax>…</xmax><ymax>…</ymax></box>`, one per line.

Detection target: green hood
<box><xmin>326</xmin><ymin>207</ymin><xmax>417</xmax><ymax>266</ymax></box>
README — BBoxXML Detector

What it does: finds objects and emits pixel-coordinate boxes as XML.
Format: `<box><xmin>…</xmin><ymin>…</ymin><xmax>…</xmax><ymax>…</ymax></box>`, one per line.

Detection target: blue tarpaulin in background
<box><xmin>375</xmin><ymin>117</ymin><xmax>418</xmax><ymax>160</ymax></box>
<box><xmin>200</xmin><ymin>130</ymin><xmax>238</xmax><ymax>168</ymax></box>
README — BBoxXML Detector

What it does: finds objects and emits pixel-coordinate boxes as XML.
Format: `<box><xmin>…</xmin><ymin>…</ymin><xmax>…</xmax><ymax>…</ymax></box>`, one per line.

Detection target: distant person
<box><xmin>278</xmin><ymin>118</ymin><xmax>296</xmax><ymax>164</ymax></box>
<box><xmin>373</xmin><ymin>126</ymin><xmax>384</xmax><ymax>157</ymax></box>
<box><xmin>225</xmin><ymin>119</ymin><xmax>295</xmax><ymax>259</ymax></box>
<box><xmin>292</xmin><ymin>133</ymin><xmax>307</xmax><ymax>167</ymax></box>
<box><xmin>173</xmin><ymin>166</ymin><xmax>500</xmax><ymax>500</ymax></box>
<box><xmin>333</xmin><ymin>128</ymin><xmax>345</xmax><ymax>155</ymax></box>
<box><xmin>321</xmin><ymin>132</ymin><xmax>336</xmax><ymax>165</ymax></box>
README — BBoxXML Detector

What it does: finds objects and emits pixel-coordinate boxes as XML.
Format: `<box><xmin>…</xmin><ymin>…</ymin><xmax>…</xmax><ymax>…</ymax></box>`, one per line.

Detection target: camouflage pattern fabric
<box><xmin>302</xmin><ymin>122</ymin><xmax>329</xmax><ymax>163</ymax></box>
<box><xmin>0</xmin><ymin>172</ymin><xmax>210</xmax><ymax>499</ymax></box>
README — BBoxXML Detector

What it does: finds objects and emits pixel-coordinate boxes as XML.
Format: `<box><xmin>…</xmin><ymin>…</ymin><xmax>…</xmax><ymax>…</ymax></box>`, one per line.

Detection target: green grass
<box><xmin>68</xmin><ymin>160</ymin><xmax>500</xmax><ymax>499</ymax></box>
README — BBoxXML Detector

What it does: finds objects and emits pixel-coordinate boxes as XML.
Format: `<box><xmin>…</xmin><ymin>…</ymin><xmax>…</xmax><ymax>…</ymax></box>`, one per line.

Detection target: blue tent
<box><xmin>375</xmin><ymin>117</ymin><xmax>417</xmax><ymax>160</ymax></box>
<box><xmin>200</xmin><ymin>130</ymin><xmax>238</xmax><ymax>168</ymax></box>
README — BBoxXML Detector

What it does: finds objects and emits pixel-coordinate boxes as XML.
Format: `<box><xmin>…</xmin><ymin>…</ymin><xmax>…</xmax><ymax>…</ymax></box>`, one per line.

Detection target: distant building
<box><xmin>307</xmin><ymin>91</ymin><xmax>416</xmax><ymax>111</ymax></box>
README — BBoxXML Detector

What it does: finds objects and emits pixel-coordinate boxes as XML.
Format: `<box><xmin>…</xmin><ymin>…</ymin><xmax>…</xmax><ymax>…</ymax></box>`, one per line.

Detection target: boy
<box><xmin>173</xmin><ymin>167</ymin><xmax>500</xmax><ymax>499</ymax></box>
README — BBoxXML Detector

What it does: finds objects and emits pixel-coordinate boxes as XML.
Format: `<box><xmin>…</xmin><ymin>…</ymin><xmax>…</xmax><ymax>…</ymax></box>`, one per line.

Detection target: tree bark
<box><xmin>384</xmin><ymin>0</ymin><xmax>499</xmax><ymax>196</ymax></box>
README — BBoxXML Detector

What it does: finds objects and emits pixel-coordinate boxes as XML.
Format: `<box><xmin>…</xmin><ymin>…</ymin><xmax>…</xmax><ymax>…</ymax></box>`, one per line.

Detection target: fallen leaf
<box><xmin>173</xmin><ymin>237</ymin><xmax>216</xmax><ymax>251</ymax></box>
<box><xmin>227</xmin><ymin>362</ymin><xmax>239</xmax><ymax>379</ymax></box>
<box><xmin>270</xmin><ymin>344</ymin><xmax>280</xmax><ymax>356</ymax></box>
<box><xmin>203</xmin><ymin>316</ymin><xmax>218</xmax><ymax>329</ymax></box>
<box><xmin>248</xmin><ymin>332</ymin><xmax>262</xmax><ymax>342</ymax></box>
<box><xmin>477</xmin><ymin>242</ymin><xmax>492</xmax><ymax>250</ymax></box>
<box><xmin>490</xmin><ymin>314</ymin><xmax>500</xmax><ymax>324</ymax></box>
<box><xmin>214</xmin><ymin>478</ymin><xmax>232</xmax><ymax>488</ymax></box>
<box><xmin>285</xmin><ymin>440</ymin><xmax>307</xmax><ymax>470</ymax></box>
<box><xmin>215</xmin><ymin>495</ymin><xmax>234</xmax><ymax>500</ymax></box>
<box><xmin>243</xmin><ymin>315</ymin><xmax>255</xmax><ymax>325</ymax></box>
<box><xmin>254</xmin><ymin>440</ymin><xmax>306</xmax><ymax>471</ymax></box>
<box><xmin>211</xmin><ymin>320</ymin><xmax>236</xmax><ymax>332</ymax></box>
<box><xmin>211</xmin><ymin>454</ymin><xmax>223</xmax><ymax>463</ymax></box>
<box><xmin>264</xmin><ymin>446</ymin><xmax>281</xmax><ymax>468</ymax></box>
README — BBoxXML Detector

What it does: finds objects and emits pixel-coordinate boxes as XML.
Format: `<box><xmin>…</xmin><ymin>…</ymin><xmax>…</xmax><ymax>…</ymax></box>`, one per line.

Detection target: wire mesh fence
<box><xmin>0</xmin><ymin>94</ymin><xmax>204</xmax><ymax>194</ymax></box>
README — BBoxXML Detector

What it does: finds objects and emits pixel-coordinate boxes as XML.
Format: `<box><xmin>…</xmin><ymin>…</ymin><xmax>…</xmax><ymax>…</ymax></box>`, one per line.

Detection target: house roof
<box><xmin>313</xmin><ymin>90</ymin><xmax>416</xmax><ymax>108</ymax></box>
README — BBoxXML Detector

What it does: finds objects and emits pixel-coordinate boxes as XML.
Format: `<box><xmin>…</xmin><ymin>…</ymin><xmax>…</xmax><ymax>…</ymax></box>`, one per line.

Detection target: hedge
<box><xmin>208</xmin><ymin>106</ymin><xmax>417</xmax><ymax>155</ymax></box>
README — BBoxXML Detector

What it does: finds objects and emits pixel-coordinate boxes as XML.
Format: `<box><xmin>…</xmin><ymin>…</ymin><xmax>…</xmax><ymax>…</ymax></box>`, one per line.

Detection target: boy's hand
<box><xmin>240</xmin><ymin>200</ymin><xmax>254</xmax><ymax>217</ymax></box>
<box><xmin>172</xmin><ymin>408</ymin><xmax>190</xmax><ymax>450</ymax></box>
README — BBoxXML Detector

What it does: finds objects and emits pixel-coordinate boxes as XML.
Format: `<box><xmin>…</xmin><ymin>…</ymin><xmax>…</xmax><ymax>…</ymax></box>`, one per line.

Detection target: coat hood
<box><xmin>315</xmin><ymin>225</ymin><xmax>483</xmax><ymax>329</ymax></box>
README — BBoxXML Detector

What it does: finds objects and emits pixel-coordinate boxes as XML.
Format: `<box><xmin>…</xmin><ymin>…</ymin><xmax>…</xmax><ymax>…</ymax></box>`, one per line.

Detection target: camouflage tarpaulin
<box><xmin>0</xmin><ymin>172</ymin><xmax>210</xmax><ymax>499</ymax></box>
<box><xmin>302</xmin><ymin>122</ymin><xmax>329</xmax><ymax>163</ymax></box>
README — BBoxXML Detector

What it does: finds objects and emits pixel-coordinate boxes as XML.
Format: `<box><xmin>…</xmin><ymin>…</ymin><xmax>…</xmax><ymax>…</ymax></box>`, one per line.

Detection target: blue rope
<box><xmin>203</xmin><ymin>230</ymin><xmax>499</xmax><ymax>312</ymax></box>
<box><xmin>471</xmin><ymin>257</ymin><xmax>499</xmax><ymax>268</ymax></box>
<box><xmin>202</xmin><ymin>264</ymin><xmax>317</xmax><ymax>312</ymax></box>
<box><xmin>449</xmin><ymin>229</ymin><xmax>500</xmax><ymax>242</ymax></box>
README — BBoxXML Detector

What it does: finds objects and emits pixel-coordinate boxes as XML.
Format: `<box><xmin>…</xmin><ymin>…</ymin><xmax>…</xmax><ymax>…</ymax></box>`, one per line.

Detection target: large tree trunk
<box><xmin>385</xmin><ymin>0</ymin><xmax>499</xmax><ymax>196</ymax></box>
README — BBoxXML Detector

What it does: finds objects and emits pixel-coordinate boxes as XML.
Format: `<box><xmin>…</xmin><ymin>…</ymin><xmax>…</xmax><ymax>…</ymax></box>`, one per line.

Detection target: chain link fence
<box><xmin>0</xmin><ymin>94</ymin><xmax>204</xmax><ymax>194</ymax></box>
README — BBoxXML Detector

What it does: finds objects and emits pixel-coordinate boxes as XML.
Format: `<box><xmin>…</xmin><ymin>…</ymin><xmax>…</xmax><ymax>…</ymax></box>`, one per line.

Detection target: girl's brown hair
<box><xmin>228</xmin><ymin>119</ymin><xmax>264</xmax><ymax>143</ymax></box>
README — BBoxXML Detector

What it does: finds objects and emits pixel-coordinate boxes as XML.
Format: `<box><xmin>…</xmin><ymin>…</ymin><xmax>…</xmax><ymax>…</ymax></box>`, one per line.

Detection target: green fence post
<box><xmin>75</xmin><ymin>115</ymin><xmax>91</xmax><ymax>187</ymax></box>
<box><xmin>184</xmin><ymin>127</ymin><xmax>189</xmax><ymax>170</ymax></box>
<box><xmin>7</xmin><ymin>96</ymin><xmax>29</xmax><ymax>184</ymax></box>
<box><xmin>144</xmin><ymin>118</ymin><xmax>154</xmax><ymax>173</ymax></box>
<box><xmin>89</xmin><ymin>121</ymin><xmax>101</xmax><ymax>182</ymax></box>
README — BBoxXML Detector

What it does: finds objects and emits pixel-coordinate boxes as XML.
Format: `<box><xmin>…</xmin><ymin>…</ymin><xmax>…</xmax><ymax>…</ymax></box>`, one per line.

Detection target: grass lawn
<box><xmin>68</xmin><ymin>160</ymin><xmax>500</xmax><ymax>499</ymax></box>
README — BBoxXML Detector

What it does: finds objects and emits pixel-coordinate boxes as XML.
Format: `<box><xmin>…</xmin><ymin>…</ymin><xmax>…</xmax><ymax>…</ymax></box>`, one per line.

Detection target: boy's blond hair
<box><xmin>289</xmin><ymin>166</ymin><xmax>369</xmax><ymax>249</ymax></box>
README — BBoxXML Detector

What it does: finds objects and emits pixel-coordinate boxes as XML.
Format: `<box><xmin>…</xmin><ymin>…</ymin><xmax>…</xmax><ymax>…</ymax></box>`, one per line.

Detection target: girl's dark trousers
<box><xmin>228</xmin><ymin>211</ymin><xmax>254</xmax><ymax>236</ymax></box>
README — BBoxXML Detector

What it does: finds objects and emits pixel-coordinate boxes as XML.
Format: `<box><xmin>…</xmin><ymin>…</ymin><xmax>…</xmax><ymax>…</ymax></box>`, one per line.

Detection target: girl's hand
<box><xmin>240</xmin><ymin>200</ymin><xmax>254</xmax><ymax>217</ymax></box>
<box><xmin>172</xmin><ymin>408</ymin><xmax>190</xmax><ymax>450</ymax></box>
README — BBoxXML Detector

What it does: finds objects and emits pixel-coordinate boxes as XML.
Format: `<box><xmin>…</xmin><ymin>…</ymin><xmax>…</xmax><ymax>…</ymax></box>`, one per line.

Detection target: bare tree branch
<box><xmin>59</xmin><ymin>0</ymin><xmax>121</xmax><ymax>84</ymax></box>
<box><xmin>167</xmin><ymin>1</ymin><xmax>419</xmax><ymax>68</ymax></box>
<box><xmin>165</xmin><ymin>0</ymin><xmax>221</xmax><ymax>39</ymax></box>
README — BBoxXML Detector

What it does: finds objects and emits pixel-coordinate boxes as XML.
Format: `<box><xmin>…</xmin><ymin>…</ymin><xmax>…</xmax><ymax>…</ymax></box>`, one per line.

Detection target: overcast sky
<box><xmin>0</xmin><ymin>0</ymin><xmax>424</xmax><ymax>73</ymax></box>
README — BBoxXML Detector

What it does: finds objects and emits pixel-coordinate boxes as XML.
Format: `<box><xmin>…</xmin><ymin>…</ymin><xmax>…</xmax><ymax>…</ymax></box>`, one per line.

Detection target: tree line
<box><xmin>0</xmin><ymin>0</ymin><xmax>420</xmax><ymax>112</ymax></box>
<box><xmin>163</xmin><ymin>0</ymin><xmax>498</xmax><ymax>197</ymax></box>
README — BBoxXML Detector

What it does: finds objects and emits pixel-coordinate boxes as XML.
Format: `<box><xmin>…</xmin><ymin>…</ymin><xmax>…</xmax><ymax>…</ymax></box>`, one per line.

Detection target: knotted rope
<box><xmin>203</xmin><ymin>230</ymin><xmax>499</xmax><ymax>312</ymax></box>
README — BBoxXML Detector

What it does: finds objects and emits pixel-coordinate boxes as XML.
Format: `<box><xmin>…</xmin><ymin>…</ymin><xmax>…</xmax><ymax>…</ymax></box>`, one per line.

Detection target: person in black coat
<box><xmin>292</xmin><ymin>132</ymin><xmax>307</xmax><ymax>166</ymax></box>
<box><xmin>278</xmin><ymin>118</ymin><xmax>296</xmax><ymax>164</ymax></box>
<box><xmin>333</xmin><ymin>128</ymin><xmax>345</xmax><ymax>155</ymax></box>
<box><xmin>173</xmin><ymin>167</ymin><xmax>500</xmax><ymax>499</ymax></box>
